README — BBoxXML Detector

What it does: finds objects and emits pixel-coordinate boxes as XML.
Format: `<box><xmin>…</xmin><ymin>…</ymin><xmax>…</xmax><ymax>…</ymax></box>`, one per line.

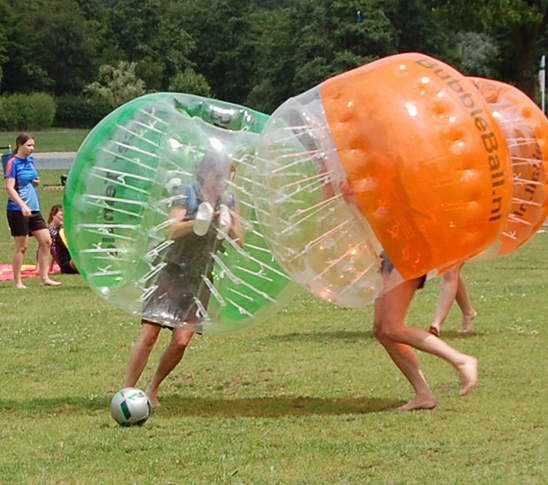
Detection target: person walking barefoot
<box><xmin>374</xmin><ymin>256</ymin><xmax>478</xmax><ymax>411</ymax></box>
<box><xmin>429</xmin><ymin>264</ymin><xmax>477</xmax><ymax>337</ymax></box>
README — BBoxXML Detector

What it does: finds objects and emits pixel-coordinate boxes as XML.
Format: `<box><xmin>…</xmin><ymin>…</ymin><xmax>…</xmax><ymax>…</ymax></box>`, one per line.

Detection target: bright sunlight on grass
<box><xmin>0</xmin><ymin>170</ymin><xmax>547</xmax><ymax>483</ymax></box>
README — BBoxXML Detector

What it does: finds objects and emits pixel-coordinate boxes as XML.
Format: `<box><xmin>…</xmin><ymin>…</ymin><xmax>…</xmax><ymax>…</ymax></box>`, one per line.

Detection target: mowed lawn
<box><xmin>0</xmin><ymin>169</ymin><xmax>547</xmax><ymax>483</ymax></box>
<box><xmin>0</xmin><ymin>130</ymin><xmax>89</xmax><ymax>153</ymax></box>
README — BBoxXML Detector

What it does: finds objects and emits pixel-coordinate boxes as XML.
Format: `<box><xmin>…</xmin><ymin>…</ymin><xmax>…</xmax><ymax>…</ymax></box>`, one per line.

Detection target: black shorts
<box><xmin>7</xmin><ymin>210</ymin><xmax>48</xmax><ymax>237</ymax></box>
<box><xmin>140</xmin><ymin>318</ymin><xmax>203</xmax><ymax>335</ymax></box>
<box><xmin>380</xmin><ymin>250</ymin><xmax>426</xmax><ymax>289</ymax></box>
<box><xmin>59</xmin><ymin>261</ymin><xmax>79</xmax><ymax>274</ymax></box>
<box><xmin>415</xmin><ymin>274</ymin><xmax>427</xmax><ymax>289</ymax></box>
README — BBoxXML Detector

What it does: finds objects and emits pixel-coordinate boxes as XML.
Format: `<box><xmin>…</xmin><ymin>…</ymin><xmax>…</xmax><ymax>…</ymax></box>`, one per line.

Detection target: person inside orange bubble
<box><xmin>428</xmin><ymin>263</ymin><xmax>476</xmax><ymax>337</ymax></box>
<box><xmin>373</xmin><ymin>253</ymin><xmax>478</xmax><ymax>410</ymax></box>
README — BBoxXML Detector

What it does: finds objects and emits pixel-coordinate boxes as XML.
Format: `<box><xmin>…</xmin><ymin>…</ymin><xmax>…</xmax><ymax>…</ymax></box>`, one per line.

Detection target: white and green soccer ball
<box><xmin>110</xmin><ymin>387</ymin><xmax>152</xmax><ymax>426</ymax></box>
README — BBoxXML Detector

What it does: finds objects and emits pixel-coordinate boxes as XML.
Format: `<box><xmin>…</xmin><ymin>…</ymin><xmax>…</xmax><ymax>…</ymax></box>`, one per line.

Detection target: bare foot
<box><xmin>457</xmin><ymin>356</ymin><xmax>478</xmax><ymax>395</ymax></box>
<box><xmin>428</xmin><ymin>325</ymin><xmax>441</xmax><ymax>337</ymax></box>
<box><xmin>397</xmin><ymin>395</ymin><xmax>438</xmax><ymax>411</ymax></box>
<box><xmin>146</xmin><ymin>388</ymin><xmax>161</xmax><ymax>408</ymax></box>
<box><xmin>458</xmin><ymin>309</ymin><xmax>477</xmax><ymax>333</ymax></box>
<box><xmin>14</xmin><ymin>283</ymin><xmax>27</xmax><ymax>289</ymax></box>
<box><xmin>40</xmin><ymin>279</ymin><xmax>61</xmax><ymax>287</ymax></box>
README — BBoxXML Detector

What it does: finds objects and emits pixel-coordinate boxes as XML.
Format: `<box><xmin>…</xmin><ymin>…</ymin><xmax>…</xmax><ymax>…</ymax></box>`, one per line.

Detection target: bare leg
<box><xmin>12</xmin><ymin>235</ymin><xmax>29</xmax><ymax>289</ymax></box>
<box><xmin>375</xmin><ymin>279</ymin><xmax>438</xmax><ymax>410</ymax></box>
<box><xmin>146</xmin><ymin>327</ymin><xmax>194</xmax><ymax>408</ymax></box>
<box><xmin>455</xmin><ymin>274</ymin><xmax>476</xmax><ymax>333</ymax></box>
<box><xmin>429</xmin><ymin>265</ymin><xmax>462</xmax><ymax>336</ymax></box>
<box><xmin>33</xmin><ymin>228</ymin><xmax>61</xmax><ymax>286</ymax></box>
<box><xmin>125</xmin><ymin>322</ymin><xmax>162</xmax><ymax>389</ymax></box>
<box><xmin>375</xmin><ymin>278</ymin><xmax>478</xmax><ymax>410</ymax></box>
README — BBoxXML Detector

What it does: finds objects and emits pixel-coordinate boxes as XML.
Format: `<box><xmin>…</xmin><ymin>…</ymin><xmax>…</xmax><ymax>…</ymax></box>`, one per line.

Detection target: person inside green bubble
<box><xmin>123</xmin><ymin>152</ymin><xmax>243</xmax><ymax>408</ymax></box>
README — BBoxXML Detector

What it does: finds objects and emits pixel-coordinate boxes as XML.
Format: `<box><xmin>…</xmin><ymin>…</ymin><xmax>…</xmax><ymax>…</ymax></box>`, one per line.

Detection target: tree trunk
<box><xmin>513</xmin><ymin>23</ymin><xmax>540</xmax><ymax>99</ymax></box>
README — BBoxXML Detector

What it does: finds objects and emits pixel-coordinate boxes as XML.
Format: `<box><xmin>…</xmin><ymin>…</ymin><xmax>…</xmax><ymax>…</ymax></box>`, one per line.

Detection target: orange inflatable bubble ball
<box><xmin>468</xmin><ymin>77</ymin><xmax>548</xmax><ymax>259</ymax></box>
<box><xmin>254</xmin><ymin>53</ymin><xmax>513</xmax><ymax>306</ymax></box>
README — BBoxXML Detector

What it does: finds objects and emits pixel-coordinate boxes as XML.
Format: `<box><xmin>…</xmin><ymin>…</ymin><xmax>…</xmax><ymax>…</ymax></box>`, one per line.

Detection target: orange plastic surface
<box><xmin>319</xmin><ymin>53</ymin><xmax>513</xmax><ymax>279</ymax></box>
<box><xmin>468</xmin><ymin>77</ymin><xmax>548</xmax><ymax>256</ymax></box>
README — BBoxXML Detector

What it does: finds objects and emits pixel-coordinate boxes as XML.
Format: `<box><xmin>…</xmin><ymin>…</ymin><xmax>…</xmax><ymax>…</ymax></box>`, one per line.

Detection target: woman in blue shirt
<box><xmin>4</xmin><ymin>132</ymin><xmax>61</xmax><ymax>288</ymax></box>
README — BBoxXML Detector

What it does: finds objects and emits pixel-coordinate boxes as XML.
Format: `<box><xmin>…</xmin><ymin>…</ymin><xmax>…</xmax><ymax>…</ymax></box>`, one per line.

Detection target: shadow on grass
<box><xmin>0</xmin><ymin>396</ymin><xmax>109</xmax><ymax>415</ymax></box>
<box><xmin>265</xmin><ymin>330</ymin><xmax>376</xmax><ymax>342</ymax></box>
<box><xmin>0</xmin><ymin>395</ymin><xmax>401</xmax><ymax>417</ymax></box>
<box><xmin>432</xmin><ymin>331</ymin><xmax>482</xmax><ymax>340</ymax></box>
<box><xmin>264</xmin><ymin>329</ymin><xmax>481</xmax><ymax>343</ymax></box>
<box><xmin>160</xmin><ymin>395</ymin><xmax>400</xmax><ymax>417</ymax></box>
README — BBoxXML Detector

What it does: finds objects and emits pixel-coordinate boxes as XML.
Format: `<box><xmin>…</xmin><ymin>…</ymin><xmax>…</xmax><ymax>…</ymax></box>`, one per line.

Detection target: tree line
<box><xmin>0</xmin><ymin>0</ymin><xmax>547</xmax><ymax>119</ymax></box>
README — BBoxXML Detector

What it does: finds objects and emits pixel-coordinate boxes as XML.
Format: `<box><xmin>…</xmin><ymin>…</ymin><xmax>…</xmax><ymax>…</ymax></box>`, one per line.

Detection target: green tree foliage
<box><xmin>248</xmin><ymin>0</ymin><xmax>402</xmax><ymax>112</ymax></box>
<box><xmin>177</xmin><ymin>0</ymin><xmax>262</xmax><ymax>104</ymax></box>
<box><xmin>168</xmin><ymin>69</ymin><xmax>211</xmax><ymax>97</ymax></box>
<box><xmin>105</xmin><ymin>0</ymin><xmax>196</xmax><ymax>92</ymax></box>
<box><xmin>422</xmin><ymin>0</ymin><xmax>548</xmax><ymax>97</ymax></box>
<box><xmin>85</xmin><ymin>61</ymin><xmax>146</xmax><ymax>108</ymax></box>
<box><xmin>289</xmin><ymin>0</ymin><xmax>398</xmax><ymax>94</ymax></box>
<box><xmin>0</xmin><ymin>92</ymin><xmax>56</xmax><ymax>130</ymax></box>
<box><xmin>55</xmin><ymin>94</ymin><xmax>111</xmax><ymax>128</ymax></box>
<box><xmin>0</xmin><ymin>0</ymin><xmax>545</xmax><ymax>114</ymax></box>
<box><xmin>454</xmin><ymin>32</ymin><xmax>500</xmax><ymax>78</ymax></box>
<box><xmin>2</xmin><ymin>0</ymin><xmax>99</xmax><ymax>95</ymax></box>
<box><xmin>245</xmin><ymin>8</ymin><xmax>297</xmax><ymax>112</ymax></box>
<box><xmin>0</xmin><ymin>0</ymin><xmax>12</xmax><ymax>89</ymax></box>
<box><xmin>39</xmin><ymin>2</ymin><xmax>99</xmax><ymax>95</ymax></box>
<box><xmin>384</xmin><ymin>0</ymin><xmax>453</xmax><ymax>57</ymax></box>
<box><xmin>106</xmin><ymin>0</ymin><xmax>162</xmax><ymax>61</ymax></box>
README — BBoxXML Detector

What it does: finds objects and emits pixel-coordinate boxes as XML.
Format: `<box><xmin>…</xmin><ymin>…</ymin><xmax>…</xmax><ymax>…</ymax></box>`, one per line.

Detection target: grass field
<box><xmin>1</xmin><ymin>170</ymin><xmax>548</xmax><ymax>483</ymax></box>
<box><xmin>0</xmin><ymin>129</ymin><xmax>90</xmax><ymax>152</ymax></box>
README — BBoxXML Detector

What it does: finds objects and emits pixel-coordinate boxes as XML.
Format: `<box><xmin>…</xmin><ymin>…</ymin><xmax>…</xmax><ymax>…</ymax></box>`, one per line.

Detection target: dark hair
<box><xmin>13</xmin><ymin>132</ymin><xmax>35</xmax><ymax>154</ymax></box>
<box><xmin>48</xmin><ymin>204</ymin><xmax>62</xmax><ymax>223</ymax></box>
<box><xmin>195</xmin><ymin>152</ymin><xmax>228</xmax><ymax>188</ymax></box>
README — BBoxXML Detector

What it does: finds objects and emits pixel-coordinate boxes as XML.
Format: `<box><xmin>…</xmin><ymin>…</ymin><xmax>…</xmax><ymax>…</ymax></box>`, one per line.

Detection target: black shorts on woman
<box><xmin>380</xmin><ymin>250</ymin><xmax>427</xmax><ymax>289</ymax></box>
<box><xmin>7</xmin><ymin>210</ymin><xmax>47</xmax><ymax>237</ymax></box>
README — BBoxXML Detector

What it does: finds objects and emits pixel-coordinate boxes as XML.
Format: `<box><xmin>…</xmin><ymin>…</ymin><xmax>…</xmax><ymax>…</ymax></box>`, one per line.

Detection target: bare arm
<box><xmin>228</xmin><ymin>201</ymin><xmax>244</xmax><ymax>248</ymax></box>
<box><xmin>164</xmin><ymin>205</ymin><xmax>194</xmax><ymax>239</ymax></box>
<box><xmin>5</xmin><ymin>177</ymin><xmax>32</xmax><ymax>217</ymax></box>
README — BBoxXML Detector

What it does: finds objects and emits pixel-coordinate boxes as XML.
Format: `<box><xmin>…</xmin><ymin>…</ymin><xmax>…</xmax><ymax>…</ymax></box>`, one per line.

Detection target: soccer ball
<box><xmin>110</xmin><ymin>387</ymin><xmax>152</xmax><ymax>426</ymax></box>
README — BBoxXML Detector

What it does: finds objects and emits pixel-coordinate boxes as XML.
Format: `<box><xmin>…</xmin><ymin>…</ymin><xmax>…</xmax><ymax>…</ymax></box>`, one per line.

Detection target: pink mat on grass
<box><xmin>0</xmin><ymin>264</ymin><xmax>60</xmax><ymax>281</ymax></box>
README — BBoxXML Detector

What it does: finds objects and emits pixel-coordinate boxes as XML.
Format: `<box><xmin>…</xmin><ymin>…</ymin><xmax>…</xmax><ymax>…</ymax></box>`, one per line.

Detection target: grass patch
<box><xmin>0</xmin><ymin>129</ymin><xmax>90</xmax><ymax>152</ymax></box>
<box><xmin>1</xmin><ymin>170</ymin><xmax>548</xmax><ymax>483</ymax></box>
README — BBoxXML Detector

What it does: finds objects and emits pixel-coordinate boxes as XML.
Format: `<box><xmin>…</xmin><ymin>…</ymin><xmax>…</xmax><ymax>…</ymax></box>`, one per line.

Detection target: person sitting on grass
<box><xmin>46</xmin><ymin>204</ymin><xmax>79</xmax><ymax>274</ymax></box>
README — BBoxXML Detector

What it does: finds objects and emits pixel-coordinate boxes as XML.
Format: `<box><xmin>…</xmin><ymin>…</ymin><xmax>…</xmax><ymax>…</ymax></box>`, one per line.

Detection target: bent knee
<box><xmin>16</xmin><ymin>242</ymin><xmax>29</xmax><ymax>253</ymax></box>
<box><xmin>172</xmin><ymin>329</ymin><xmax>194</xmax><ymax>349</ymax></box>
<box><xmin>373</xmin><ymin>320</ymin><xmax>400</xmax><ymax>342</ymax></box>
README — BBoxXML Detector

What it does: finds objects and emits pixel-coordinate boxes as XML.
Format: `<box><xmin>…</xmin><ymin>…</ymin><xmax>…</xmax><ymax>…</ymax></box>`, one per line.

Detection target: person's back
<box><xmin>55</xmin><ymin>228</ymin><xmax>78</xmax><ymax>274</ymax></box>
